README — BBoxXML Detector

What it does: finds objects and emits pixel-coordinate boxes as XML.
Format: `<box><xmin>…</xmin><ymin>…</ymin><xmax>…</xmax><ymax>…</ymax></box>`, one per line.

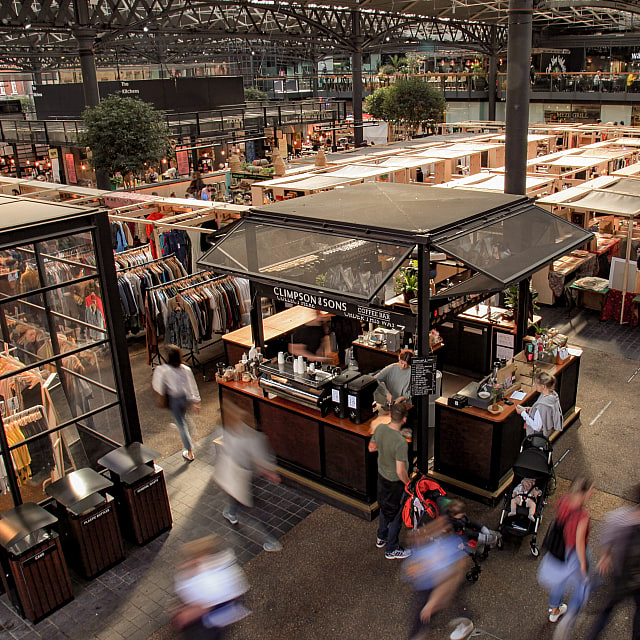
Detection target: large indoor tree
<box><xmin>364</xmin><ymin>77</ymin><xmax>445</xmax><ymax>137</ymax></box>
<box><xmin>81</xmin><ymin>94</ymin><xmax>172</xmax><ymax>185</ymax></box>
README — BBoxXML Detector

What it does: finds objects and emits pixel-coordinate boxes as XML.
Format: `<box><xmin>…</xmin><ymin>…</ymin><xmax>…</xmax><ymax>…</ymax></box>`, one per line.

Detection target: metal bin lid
<box><xmin>0</xmin><ymin>503</ymin><xmax>58</xmax><ymax>550</ymax></box>
<box><xmin>45</xmin><ymin>468</ymin><xmax>113</xmax><ymax>508</ymax></box>
<box><xmin>97</xmin><ymin>442</ymin><xmax>160</xmax><ymax>475</ymax></box>
<box><xmin>332</xmin><ymin>371</ymin><xmax>362</xmax><ymax>387</ymax></box>
<box><xmin>347</xmin><ymin>375</ymin><xmax>377</xmax><ymax>392</ymax></box>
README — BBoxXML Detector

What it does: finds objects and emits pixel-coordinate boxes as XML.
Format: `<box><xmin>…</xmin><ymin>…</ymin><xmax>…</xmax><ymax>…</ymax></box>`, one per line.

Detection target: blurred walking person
<box><xmin>403</xmin><ymin>516</ymin><xmax>474</xmax><ymax>640</ymax></box>
<box><xmin>586</xmin><ymin>483</ymin><xmax>640</xmax><ymax>640</ymax></box>
<box><xmin>152</xmin><ymin>345</ymin><xmax>200</xmax><ymax>462</ymax></box>
<box><xmin>537</xmin><ymin>476</ymin><xmax>594</xmax><ymax>639</ymax></box>
<box><xmin>172</xmin><ymin>535</ymin><xmax>250</xmax><ymax>639</ymax></box>
<box><xmin>215</xmin><ymin>401</ymin><xmax>283</xmax><ymax>552</ymax></box>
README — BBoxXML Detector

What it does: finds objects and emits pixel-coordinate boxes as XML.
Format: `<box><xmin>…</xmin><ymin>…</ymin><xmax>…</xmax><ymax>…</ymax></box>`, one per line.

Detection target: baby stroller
<box><xmin>498</xmin><ymin>434</ymin><xmax>555</xmax><ymax>557</ymax></box>
<box><xmin>402</xmin><ymin>474</ymin><xmax>501</xmax><ymax>582</ymax></box>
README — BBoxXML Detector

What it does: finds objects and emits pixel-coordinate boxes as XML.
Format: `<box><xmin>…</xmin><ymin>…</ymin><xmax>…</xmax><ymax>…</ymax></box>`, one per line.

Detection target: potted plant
<box><xmin>395</xmin><ymin>260</ymin><xmax>418</xmax><ymax>303</ymax></box>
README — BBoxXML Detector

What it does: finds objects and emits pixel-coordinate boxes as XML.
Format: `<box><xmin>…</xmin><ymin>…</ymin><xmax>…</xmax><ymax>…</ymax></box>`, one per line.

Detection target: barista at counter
<box><xmin>288</xmin><ymin>314</ymin><xmax>334</xmax><ymax>363</ymax></box>
<box><xmin>374</xmin><ymin>349</ymin><xmax>413</xmax><ymax>410</ymax></box>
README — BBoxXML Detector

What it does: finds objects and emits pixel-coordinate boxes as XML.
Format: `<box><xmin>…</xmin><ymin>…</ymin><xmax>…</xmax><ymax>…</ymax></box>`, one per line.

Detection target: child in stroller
<box><xmin>446</xmin><ymin>499</ymin><xmax>502</xmax><ymax>582</ymax></box>
<box><xmin>498</xmin><ymin>434</ymin><xmax>555</xmax><ymax>557</ymax></box>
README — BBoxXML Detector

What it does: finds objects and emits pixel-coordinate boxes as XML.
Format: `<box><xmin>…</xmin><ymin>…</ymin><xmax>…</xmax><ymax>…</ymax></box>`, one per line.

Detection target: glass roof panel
<box><xmin>200</xmin><ymin>220</ymin><xmax>413</xmax><ymax>300</ymax></box>
<box><xmin>433</xmin><ymin>206</ymin><xmax>593</xmax><ymax>285</ymax></box>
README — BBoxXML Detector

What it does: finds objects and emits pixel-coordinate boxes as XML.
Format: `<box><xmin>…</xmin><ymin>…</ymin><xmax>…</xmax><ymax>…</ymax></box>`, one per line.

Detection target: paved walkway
<box><xmin>0</xmin><ymin>437</ymin><xmax>319</xmax><ymax>640</ymax></box>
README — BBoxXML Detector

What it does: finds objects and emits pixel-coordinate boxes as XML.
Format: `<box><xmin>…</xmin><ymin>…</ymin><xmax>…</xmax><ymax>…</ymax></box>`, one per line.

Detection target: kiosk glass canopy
<box><xmin>431</xmin><ymin>206</ymin><xmax>592</xmax><ymax>284</ymax></box>
<box><xmin>202</xmin><ymin>219</ymin><xmax>413</xmax><ymax>299</ymax></box>
<box><xmin>201</xmin><ymin>184</ymin><xmax>593</xmax><ymax>299</ymax></box>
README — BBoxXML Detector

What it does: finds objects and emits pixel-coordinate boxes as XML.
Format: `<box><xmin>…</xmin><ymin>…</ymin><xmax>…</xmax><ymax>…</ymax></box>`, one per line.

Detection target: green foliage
<box><xmin>364</xmin><ymin>86</ymin><xmax>389</xmax><ymax>120</ymax></box>
<box><xmin>379</xmin><ymin>64</ymin><xmax>397</xmax><ymax>76</ymax></box>
<box><xmin>81</xmin><ymin>95</ymin><xmax>171</xmax><ymax>178</ymax></box>
<box><xmin>365</xmin><ymin>78</ymin><xmax>445</xmax><ymax>136</ymax></box>
<box><xmin>245</xmin><ymin>87</ymin><xmax>268</xmax><ymax>101</ymax></box>
<box><xmin>395</xmin><ymin>259</ymin><xmax>419</xmax><ymax>296</ymax></box>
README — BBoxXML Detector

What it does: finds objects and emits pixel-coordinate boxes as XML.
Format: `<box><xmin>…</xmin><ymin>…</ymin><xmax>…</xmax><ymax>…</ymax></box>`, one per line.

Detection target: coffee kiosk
<box><xmin>201</xmin><ymin>183</ymin><xmax>591</xmax><ymax>512</ymax></box>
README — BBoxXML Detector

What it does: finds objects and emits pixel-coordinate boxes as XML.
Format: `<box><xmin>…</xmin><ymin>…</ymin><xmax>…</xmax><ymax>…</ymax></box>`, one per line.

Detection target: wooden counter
<box><xmin>433</xmin><ymin>352</ymin><xmax>581</xmax><ymax>501</ymax></box>
<box><xmin>218</xmin><ymin>378</ymin><xmax>379</xmax><ymax>519</ymax></box>
<box><xmin>222</xmin><ymin>306</ymin><xmax>325</xmax><ymax>363</ymax></box>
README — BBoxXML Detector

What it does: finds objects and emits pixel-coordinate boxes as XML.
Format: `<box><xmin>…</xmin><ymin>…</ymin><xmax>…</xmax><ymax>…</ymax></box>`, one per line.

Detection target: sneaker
<box><xmin>385</xmin><ymin>548</ymin><xmax>411</xmax><ymax>560</ymax></box>
<box><xmin>263</xmin><ymin>539</ymin><xmax>282</xmax><ymax>552</ymax></box>
<box><xmin>223</xmin><ymin>510</ymin><xmax>239</xmax><ymax>525</ymax></box>
<box><xmin>450</xmin><ymin>619</ymin><xmax>475</xmax><ymax>640</ymax></box>
<box><xmin>548</xmin><ymin>603</ymin><xmax>568</xmax><ymax>623</ymax></box>
<box><xmin>376</xmin><ymin>537</ymin><xmax>386</xmax><ymax>549</ymax></box>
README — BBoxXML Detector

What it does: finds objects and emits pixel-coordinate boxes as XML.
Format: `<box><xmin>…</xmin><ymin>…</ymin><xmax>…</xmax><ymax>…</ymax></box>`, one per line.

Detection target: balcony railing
<box><xmin>0</xmin><ymin>99</ymin><xmax>348</xmax><ymax>146</ymax></box>
<box><xmin>254</xmin><ymin>71</ymin><xmax>640</xmax><ymax>97</ymax></box>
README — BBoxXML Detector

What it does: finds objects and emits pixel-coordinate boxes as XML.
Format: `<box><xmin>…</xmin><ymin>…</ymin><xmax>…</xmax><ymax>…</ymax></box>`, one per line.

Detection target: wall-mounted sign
<box><xmin>256</xmin><ymin>283</ymin><xmax>416</xmax><ymax>332</ymax></box>
<box><xmin>65</xmin><ymin>153</ymin><xmax>77</xmax><ymax>184</ymax></box>
<box><xmin>410</xmin><ymin>355</ymin><xmax>437</xmax><ymax>396</ymax></box>
<box><xmin>176</xmin><ymin>149</ymin><xmax>190</xmax><ymax>176</ymax></box>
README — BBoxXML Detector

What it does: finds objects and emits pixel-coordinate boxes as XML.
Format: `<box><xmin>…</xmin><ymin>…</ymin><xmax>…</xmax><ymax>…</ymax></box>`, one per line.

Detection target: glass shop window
<box><xmin>0</xmin><ymin>231</ymin><xmax>123</xmax><ymax>512</ymax></box>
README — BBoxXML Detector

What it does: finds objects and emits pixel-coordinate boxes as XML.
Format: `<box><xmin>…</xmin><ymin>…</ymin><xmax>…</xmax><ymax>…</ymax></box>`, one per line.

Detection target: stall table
<box><xmin>222</xmin><ymin>306</ymin><xmax>323</xmax><ymax>363</ymax></box>
<box><xmin>569</xmin><ymin>281</ymin><xmax>610</xmax><ymax>313</ymax></box>
<box><xmin>434</xmin><ymin>351</ymin><xmax>581</xmax><ymax>501</ymax></box>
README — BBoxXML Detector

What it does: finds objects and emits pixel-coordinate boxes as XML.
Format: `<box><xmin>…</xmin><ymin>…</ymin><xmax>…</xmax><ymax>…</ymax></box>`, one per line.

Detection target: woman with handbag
<box><xmin>152</xmin><ymin>345</ymin><xmax>200</xmax><ymax>462</ymax></box>
<box><xmin>216</xmin><ymin>400</ymin><xmax>282</xmax><ymax>552</ymax></box>
<box><xmin>538</xmin><ymin>476</ymin><xmax>594</xmax><ymax>639</ymax></box>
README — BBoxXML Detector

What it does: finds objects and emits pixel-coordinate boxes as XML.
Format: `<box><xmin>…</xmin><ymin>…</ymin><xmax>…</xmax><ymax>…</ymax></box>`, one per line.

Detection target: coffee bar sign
<box><xmin>258</xmin><ymin>284</ymin><xmax>416</xmax><ymax>332</ymax></box>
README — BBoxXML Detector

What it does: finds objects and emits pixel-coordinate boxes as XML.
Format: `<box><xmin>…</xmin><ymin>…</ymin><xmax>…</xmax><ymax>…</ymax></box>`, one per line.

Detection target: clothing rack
<box><xmin>115</xmin><ymin>243</ymin><xmax>151</xmax><ymax>256</ymax></box>
<box><xmin>116</xmin><ymin>253</ymin><xmax>176</xmax><ymax>272</ymax></box>
<box><xmin>146</xmin><ymin>270</ymin><xmax>216</xmax><ymax>293</ymax></box>
<box><xmin>175</xmin><ymin>274</ymin><xmax>229</xmax><ymax>293</ymax></box>
<box><xmin>172</xmin><ymin>274</ymin><xmax>238</xmax><ymax>379</ymax></box>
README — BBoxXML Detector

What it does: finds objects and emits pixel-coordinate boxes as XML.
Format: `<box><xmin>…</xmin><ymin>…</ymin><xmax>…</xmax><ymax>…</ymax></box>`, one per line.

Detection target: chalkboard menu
<box><xmin>410</xmin><ymin>356</ymin><xmax>438</xmax><ymax>396</ymax></box>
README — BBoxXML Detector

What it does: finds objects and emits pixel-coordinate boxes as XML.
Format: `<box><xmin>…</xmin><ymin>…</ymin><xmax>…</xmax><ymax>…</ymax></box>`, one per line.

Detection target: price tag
<box><xmin>347</xmin><ymin>394</ymin><xmax>357</xmax><ymax>409</ymax></box>
<box><xmin>331</xmin><ymin>389</ymin><xmax>340</xmax><ymax>403</ymax></box>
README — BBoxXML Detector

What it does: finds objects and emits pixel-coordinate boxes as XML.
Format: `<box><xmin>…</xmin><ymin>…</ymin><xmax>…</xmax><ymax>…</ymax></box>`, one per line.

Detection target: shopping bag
<box><xmin>213</xmin><ymin>450</ymin><xmax>253</xmax><ymax>507</ymax></box>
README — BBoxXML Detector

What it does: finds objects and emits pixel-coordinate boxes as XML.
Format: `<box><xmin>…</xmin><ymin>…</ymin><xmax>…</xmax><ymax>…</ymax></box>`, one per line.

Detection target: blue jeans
<box><xmin>168</xmin><ymin>394</ymin><xmax>193</xmax><ymax>451</ymax></box>
<box><xmin>548</xmin><ymin>549</ymin><xmax>591</xmax><ymax>614</ymax></box>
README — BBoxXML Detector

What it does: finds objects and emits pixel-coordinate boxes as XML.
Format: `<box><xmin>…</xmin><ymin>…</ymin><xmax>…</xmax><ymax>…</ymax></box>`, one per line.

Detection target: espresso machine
<box><xmin>346</xmin><ymin>375</ymin><xmax>378</xmax><ymax>424</ymax></box>
<box><xmin>330</xmin><ymin>370</ymin><xmax>362</xmax><ymax>419</ymax></box>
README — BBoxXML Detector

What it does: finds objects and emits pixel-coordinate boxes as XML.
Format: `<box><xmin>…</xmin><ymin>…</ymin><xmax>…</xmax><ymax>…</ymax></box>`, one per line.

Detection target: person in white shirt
<box><xmin>152</xmin><ymin>345</ymin><xmax>200</xmax><ymax>461</ymax></box>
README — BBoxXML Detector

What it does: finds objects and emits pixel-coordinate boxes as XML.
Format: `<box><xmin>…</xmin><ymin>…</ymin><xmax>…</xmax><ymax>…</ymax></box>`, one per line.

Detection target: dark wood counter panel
<box><xmin>433</xmin><ymin>353</ymin><xmax>581</xmax><ymax>500</ymax></box>
<box><xmin>217</xmin><ymin>379</ymin><xmax>379</xmax><ymax>518</ymax></box>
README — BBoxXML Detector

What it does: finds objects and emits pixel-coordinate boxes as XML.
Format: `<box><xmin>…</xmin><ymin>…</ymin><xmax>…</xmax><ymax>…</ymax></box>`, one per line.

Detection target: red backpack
<box><xmin>402</xmin><ymin>474</ymin><xmax>447</xmax><ymax>529</ymax></box>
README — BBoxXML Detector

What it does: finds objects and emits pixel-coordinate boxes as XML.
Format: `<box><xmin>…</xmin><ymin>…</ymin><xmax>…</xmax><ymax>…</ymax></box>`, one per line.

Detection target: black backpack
<box><xmin>542</xmin><ymin>518</ymin><xmax>566</xmax><ymax>561</ymax></box>
<box><xmin>619</xmin><ymin>524</ymin><xmax>640</xmax><ymax>594</ymax></box>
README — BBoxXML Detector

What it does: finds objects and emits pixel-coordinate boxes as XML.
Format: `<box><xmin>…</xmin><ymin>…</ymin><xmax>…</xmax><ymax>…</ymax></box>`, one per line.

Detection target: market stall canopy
<box><xmin>199</xmin><ymin>183</ymin><xmax>592</xmax><ymax>300</ymax></box>
<box><xmin>434</xmin><ymin>173</ymin><xmax>554</xmax><ymax>193</ymax></box>
<box><xmin>0</xmin><ymin>196</ymin><xmax>96</xmax><ymax>233</ymax></box>
<box><xmin>613</xmin><ymin>162</ymin><xmax>640</xmax><ymax>177</ymax></box>
<box><xmin>328</xmin><ymin>164</ymin><xmax>398</xmax><ymax>179</ymax></box>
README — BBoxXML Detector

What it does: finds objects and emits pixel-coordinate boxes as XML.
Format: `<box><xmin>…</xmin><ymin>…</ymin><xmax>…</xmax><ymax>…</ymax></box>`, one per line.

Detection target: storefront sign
<box><xmin>257</xmin><ymin>283</ymin><xmax>416</xmax><ymax>332</ymax></box>
<box><xmin>410</xmin><ymin>355</ymin><xmax>437</xmax><ymax>396</ymax></box>
<box><xmin>176</xmin><ymin>149</ymin><xmax>190</xmax><ymax>176</ymax></box>
<box><xmin>65</xmin><ymin>153</ymin><xmax>77</xmax><ymax>184</ymax></box>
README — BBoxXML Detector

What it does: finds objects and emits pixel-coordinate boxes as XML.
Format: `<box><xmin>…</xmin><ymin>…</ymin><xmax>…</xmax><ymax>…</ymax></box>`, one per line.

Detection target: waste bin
<box><xmin>45</xmin><ymin>468</ymin><xmax>125</xmax><ymax>579</ymax></box>
<box><xmin>98</xmin><ymin>442</ymin><xmax>172</xmax><ymax>545</ymax></box>
<box><xmin>0</xmin><ymin>503</ymin><xmax>73</xmax><ymax>622</ymax></box>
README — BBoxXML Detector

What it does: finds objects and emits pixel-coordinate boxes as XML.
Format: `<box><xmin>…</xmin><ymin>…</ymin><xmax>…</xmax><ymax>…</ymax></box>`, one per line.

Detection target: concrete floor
<box><xmin>218</xmin><ymin>344</ymin><xmax>640</xmax><ymax>640</ymax></box>
<box><xmin>1</xmin><ymin>314</ymin><xmax>638</xmax><ymax>640</ymax></box>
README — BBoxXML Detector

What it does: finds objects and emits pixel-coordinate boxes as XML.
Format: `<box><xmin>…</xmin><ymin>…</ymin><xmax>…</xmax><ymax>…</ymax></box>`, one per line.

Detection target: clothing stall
<box><xmin>0</xmin><ymin>196</ymin><xmax>141</xmax><ymax>515</ymax></box>
<box><xmin>537</xmin><ymin>176</ymin><xmax>640</xmax><ymax>323</ymax></box>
